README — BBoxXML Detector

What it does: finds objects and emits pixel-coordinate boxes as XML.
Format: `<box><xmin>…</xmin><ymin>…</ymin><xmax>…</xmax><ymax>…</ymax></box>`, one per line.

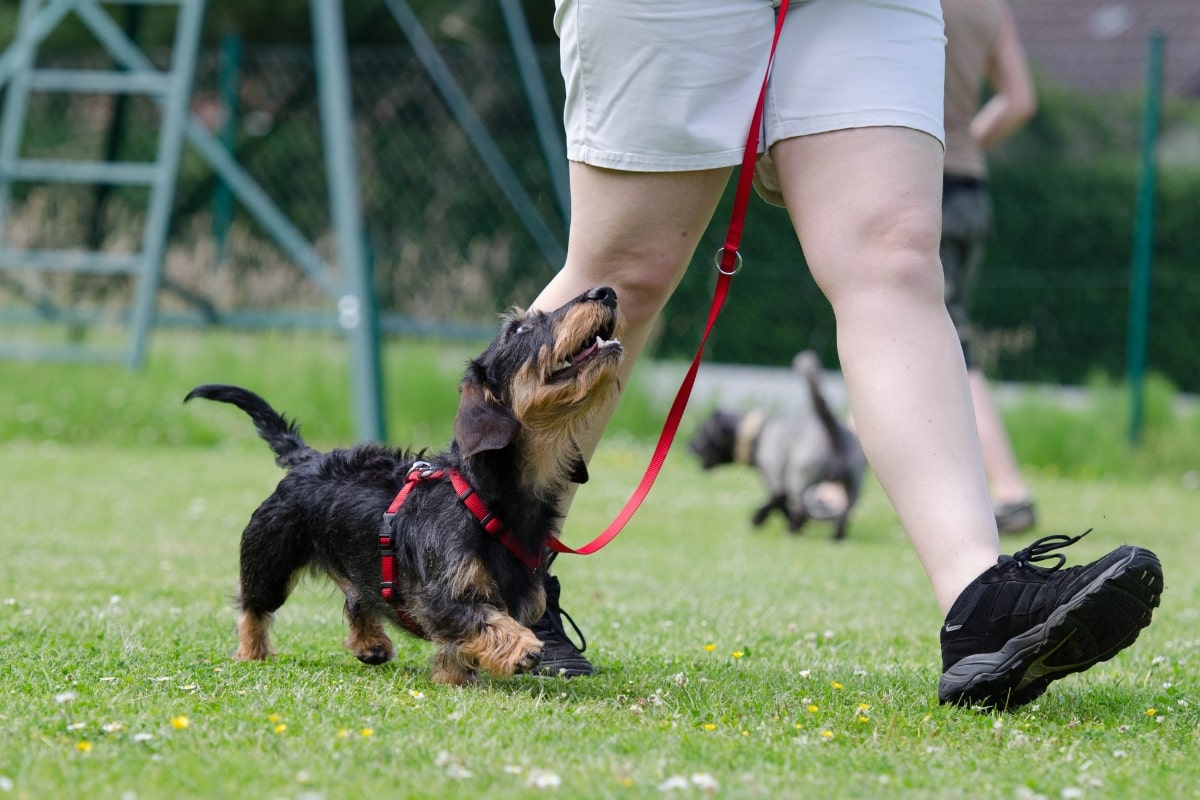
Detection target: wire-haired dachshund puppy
<box><xmin>186</xmin><ymin>286</ymin><xmax>623</xmax><ymax>685</ymax></box>
<box><xmin>688</xmin><ymin>351</ymin><xmax>866</xmax><ymax>540</ymax></box>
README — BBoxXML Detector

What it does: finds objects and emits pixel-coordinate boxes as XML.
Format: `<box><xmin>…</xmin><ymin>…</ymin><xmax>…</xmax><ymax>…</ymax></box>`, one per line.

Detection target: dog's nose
<box><xmin>586</xmin><ymin>286</ymin><xmax>617</xmax><ymax>307</ymax></box>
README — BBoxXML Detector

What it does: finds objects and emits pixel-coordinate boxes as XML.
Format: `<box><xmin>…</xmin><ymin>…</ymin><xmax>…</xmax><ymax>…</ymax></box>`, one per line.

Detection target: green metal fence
<box><xmin>3</xmin><ymin>35</ymin><xmax>1199</xmax><ymax>402</ymax></box>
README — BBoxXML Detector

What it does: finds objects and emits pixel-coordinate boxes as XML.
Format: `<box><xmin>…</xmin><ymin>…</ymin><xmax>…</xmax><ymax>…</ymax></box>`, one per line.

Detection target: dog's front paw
<box><xmin>459</xmin><ymin>615</ymin><xmax>546</xmax><ymax>678</ymax></box>
<box><xmin>514</xmin><ymin>645</ymin><xmax>543</xmax><ymax>675</ymax></box>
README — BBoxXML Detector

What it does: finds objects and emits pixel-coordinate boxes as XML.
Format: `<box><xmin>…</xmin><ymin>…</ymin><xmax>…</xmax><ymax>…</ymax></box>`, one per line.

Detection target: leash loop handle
<box><xmin>548</xmin><ymin>0</ymin><xmax>791</xmax><ymax>559</ymax></box>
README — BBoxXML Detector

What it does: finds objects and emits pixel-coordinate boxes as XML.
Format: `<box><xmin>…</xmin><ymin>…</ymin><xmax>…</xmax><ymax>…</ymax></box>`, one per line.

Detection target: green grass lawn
<box><xmin>2</xmin><ymin>433</ymin><xmax>1198</xmax><ymax>799</ymax></box>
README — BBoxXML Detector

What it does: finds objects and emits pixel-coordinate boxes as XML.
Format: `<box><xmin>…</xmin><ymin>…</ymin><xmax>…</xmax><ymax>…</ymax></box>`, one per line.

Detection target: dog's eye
<box><xmin>514</xmin><ymin>323</ymin><xmax>532</xmax><ymax>335</ymax></box>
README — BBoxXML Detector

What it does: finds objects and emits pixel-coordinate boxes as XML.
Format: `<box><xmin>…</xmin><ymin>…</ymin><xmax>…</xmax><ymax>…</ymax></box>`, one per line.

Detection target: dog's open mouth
<box><xmin>551</xmin><ymin>322</ymin><xmax>620</xmax><ymax>380</ymax></box>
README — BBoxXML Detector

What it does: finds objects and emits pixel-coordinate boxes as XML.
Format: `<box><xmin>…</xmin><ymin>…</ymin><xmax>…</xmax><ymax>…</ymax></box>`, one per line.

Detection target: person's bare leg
<box><xmin>969</xmin><ymin>368</ymin><xmax>1030</xmax><ymax>505</ymax></box>
<box><xmin>530</xmin><ymin>163</ymin><xmax>731</xmax><ymax>529</ymax></box>
<box><xmin>772</xmin><ymin>127</ymin><xmax>998</xmax><ymax>614</ymax></box>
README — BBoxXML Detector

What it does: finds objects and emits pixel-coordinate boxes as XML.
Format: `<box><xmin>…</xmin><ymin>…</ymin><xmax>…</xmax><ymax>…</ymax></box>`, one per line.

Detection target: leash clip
<box><xmin>714</xmin><ymin>246</ymin><xmax>743</xmax><ymax>276</ymax></box>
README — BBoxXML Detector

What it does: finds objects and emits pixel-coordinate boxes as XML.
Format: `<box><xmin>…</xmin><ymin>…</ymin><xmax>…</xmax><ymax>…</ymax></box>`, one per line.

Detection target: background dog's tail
<box><xmin>792</xmin><ymin>351</ymin><xmax>842</xmax><ymax>450</ymax></box>
<box><xmin>185</xmin><ymin>384</ymin><xmax>315</xmax><ymax>469</ymax></box>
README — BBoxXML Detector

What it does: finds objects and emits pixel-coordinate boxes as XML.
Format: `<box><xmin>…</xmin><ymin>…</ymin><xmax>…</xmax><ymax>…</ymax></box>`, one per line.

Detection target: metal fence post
<box><xmin>499</xmin><ymin>0</ymin><xmax>570</xmax><ymax>228</ymax></box>
<box><xmin>1126</xmin><ymin>30</ymin><xmax>1163</xmax><ymax>446</ymax></box>
<box><xmin>212</xmin><ymin>32</ymin><xmax>240</xmax><ymax>267</ymax></box>
<box><xmin>312</xmin><ymin>0</ymin><xmax>385</xmax><ymax>442</ymax></box>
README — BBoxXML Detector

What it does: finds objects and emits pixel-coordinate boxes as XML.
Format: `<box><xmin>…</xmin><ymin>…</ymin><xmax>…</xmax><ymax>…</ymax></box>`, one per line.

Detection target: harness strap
<box><xmin>379</xmin><ymin>464</ymin><xmax>542</xmax><ymax>614</ymax></box>
<box><xmin>377</xmin><ymin>481</ymin><xmax>427</xmax><ymax>637</ymax></box>
<box><xmin>446</xmin><ymin>471</ymin><xmax>542</xmax><ymax>571</ymax></box>
<box><xmin>378</xmin><ymin>467</ymin><xmax>425</xmax><ymax>602</ymax></box>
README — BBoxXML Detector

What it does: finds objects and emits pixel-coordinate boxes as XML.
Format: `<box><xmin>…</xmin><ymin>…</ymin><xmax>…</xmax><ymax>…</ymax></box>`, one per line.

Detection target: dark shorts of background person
<box><xmin>940</xmin><ymin>175</ymin><xmax>993</xmax><ymax>367</ymax></box>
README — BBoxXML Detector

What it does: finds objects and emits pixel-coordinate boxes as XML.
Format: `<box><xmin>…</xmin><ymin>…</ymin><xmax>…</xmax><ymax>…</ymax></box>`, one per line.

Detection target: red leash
<box><xmin>547</xmin><ymin>0</ymin><xmax>791</xmax><ymax>558</ymax></box>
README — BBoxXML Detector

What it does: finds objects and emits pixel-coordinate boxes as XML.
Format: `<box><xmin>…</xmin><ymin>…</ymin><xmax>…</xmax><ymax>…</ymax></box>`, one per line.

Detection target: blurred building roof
<box><xmin>1012</xmin><ymin>0</ymin><xmax>1200</xmax><ymax>96</ymax></box>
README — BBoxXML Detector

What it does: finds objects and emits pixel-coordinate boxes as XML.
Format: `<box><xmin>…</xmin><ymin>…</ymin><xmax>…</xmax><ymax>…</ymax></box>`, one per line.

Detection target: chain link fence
<box><xmin>3</xmin><ymin>37</ymin><xmax>1199</xmax><ymax>393</ymax></box>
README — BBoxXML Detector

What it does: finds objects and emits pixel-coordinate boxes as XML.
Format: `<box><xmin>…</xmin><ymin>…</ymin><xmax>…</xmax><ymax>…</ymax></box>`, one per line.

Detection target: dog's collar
<box><xmin>379</xmin><ymin>463</ymin><xmax>542</xmax><ymax>613</ymax></box>
<box><xmin>734</xmin><ymin>410</ymin><xmax>766</xmax><ymax>466</ymax></box>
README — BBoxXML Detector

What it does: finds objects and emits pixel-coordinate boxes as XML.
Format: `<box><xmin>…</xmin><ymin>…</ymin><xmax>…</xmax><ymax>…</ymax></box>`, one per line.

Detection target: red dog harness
<box><xmin>378</xmin><ymin>462</ymin><xmax>544</xmax><ymax>632</ymax></box>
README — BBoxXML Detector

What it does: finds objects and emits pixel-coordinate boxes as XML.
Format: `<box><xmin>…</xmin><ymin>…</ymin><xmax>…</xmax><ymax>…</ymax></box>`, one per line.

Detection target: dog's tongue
<box><xmin>572</xmin><ymin>338</ymin><xmax>599</xmax><ymax>364</ymax></box>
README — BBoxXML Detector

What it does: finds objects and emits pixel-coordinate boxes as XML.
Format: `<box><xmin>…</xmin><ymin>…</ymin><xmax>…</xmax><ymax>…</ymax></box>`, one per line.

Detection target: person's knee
<box><xmin>816</xmin><ymin>209</ymin><xmax>944</xmax><ymax>308</ymax></box>
<box><xmin>566</xmin><ymin>246</ymin><xmax>688</xmax><ymax>328</ymax></box>
<box><xmin>871</xmin><ymin>210</ymin><xmax>943</xmax><ymax>292</ymax></box>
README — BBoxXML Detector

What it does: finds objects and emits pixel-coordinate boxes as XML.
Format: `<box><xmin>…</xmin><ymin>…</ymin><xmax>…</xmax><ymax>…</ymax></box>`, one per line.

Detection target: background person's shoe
<box><xmin>994</xmin><ymin>499</ymin><xmax>1037</xmax><ymax>535</ymax></box>
<box><xmin>938</xmin><ymin>531</ymin><xmax>1162</xmax><ymax>710</ymax></box>
<box><xmin>529</xmin><ymin>574</ymin><xmax>595</xmax><ymax>677</ymax></box>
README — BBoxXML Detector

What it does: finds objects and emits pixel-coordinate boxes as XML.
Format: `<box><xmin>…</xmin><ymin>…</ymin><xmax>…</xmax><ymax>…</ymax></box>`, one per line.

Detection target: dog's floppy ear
<box><xmin>454</xmin><ymin>373</ymin><xmax>521</xmax><ymax>458</ymax></box>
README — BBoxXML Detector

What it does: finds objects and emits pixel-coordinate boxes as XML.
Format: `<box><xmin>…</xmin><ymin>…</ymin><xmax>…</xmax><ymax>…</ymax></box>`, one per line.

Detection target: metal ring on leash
<box><xmin>714</xmin><ymin>247</ymin><xmax>743</xmax><ymax>276</ymax></box>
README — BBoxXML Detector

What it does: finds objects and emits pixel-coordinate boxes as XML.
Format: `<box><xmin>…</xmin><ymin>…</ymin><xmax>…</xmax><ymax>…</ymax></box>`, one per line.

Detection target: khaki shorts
<box><xmin>555</xmin><ymin>0</ymin><xmax>946</xmax><ymax>206</ymax></box>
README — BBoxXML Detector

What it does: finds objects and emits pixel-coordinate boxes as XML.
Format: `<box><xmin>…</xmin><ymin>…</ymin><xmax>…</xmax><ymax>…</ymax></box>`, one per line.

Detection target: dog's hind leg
<box><xmin>752</xmin><ymin>494</ymin><xmax>787</xmax><ymax>527</ymax></box>
<box><xmin>831</xmin><ymin>478</ymin><xmax>861</xmax><ymax>541</ymax></box>
<box><xmin>233</xmin><ymin>504</ymin><xmax>312</xmax><ymax>661</ymax></box>
<box><xmin>234</xmin><ymin>607</ymin><xmax>276</xmax><ymax>662</ymax></box>
<box><xmin>338</xmin><ymin>581</ymin><xmax>395</xmax><ymax>665</ymax></box>
<box><xmin>786</xmin><ymin>507</ymin><xmax>811</xmax><ymax>534</ymax></box>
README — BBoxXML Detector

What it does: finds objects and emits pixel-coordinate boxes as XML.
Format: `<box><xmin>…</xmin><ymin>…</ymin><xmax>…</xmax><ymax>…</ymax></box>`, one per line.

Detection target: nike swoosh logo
<box><xmin>944</xmin><ymin>624</ymin><xmax>963</xmax><ymax>632</ymax></box>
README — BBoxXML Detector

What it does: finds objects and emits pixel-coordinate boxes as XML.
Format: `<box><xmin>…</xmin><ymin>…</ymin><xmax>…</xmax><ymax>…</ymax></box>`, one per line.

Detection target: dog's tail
<box><xmin>793</xmin><ymin>351</ymin><xmax>843</xmax><ymax>451</ymax></box>
<box><xmin>185</xmin><ymin>384</ymin><xmax>315</xmax><ymax>469</ymax></box>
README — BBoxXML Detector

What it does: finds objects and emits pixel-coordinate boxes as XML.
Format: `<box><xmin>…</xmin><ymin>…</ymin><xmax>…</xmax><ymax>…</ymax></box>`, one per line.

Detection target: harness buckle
<box><xmin>407</xmin><ymin>460</ymin><xmax>434</xmax><ymax>479</ymax></box>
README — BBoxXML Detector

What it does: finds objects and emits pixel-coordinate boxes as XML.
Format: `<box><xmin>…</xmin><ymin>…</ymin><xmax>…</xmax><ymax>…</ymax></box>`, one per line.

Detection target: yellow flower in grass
<box><xmin>361</xmin><ymin>728</ymin><xmax>374</xmax><ymax>738</ymax></box>
<box><xmin>807</xmin><ymin>704</ymin><xmax>819</xmax><ymax>714</ymax></box>
<box><xmin>268</xmin><ymin>713</ymin><xmax>281</xmax><ymax>724</ymax></box>
<box><xmin>274</xmin><ymin>723</ymin><xmax>288</xmax><ymax>734</ymax></box>
<box><xmin>337</xmin><ymin>728</ymin><xmax>351</xmax><ymax>740</ymax></box>
<box><xmin>1146</xmin><ymin>709</ymin><xmax>1158</xmax><ymax>717</ymax></box>
<box><xmin>76</xmin><ymin>741</ymin><xmax>92</xmax><ymax>753</ymax></box>
<box><xmin>703</xmin><ymin>643</ymin><xmax>716</xmax><ymax>652</ymax></box>
<box><xmin>830</xmin><ymin>681</ymin><xmax>843</xmax><ymax>690</ymax></box>
<box><xmin>170</xmin><ymin>716</ymin><xmax>189</xmax><ymax>730</ymax></box>
<box><xmin>731</xmin><ymin>651</ymin><xmax>744</xmax><ymax>660</ymax></box>
<box><xmin>703</xmin><ymin>723</ymin><xmax>717</xmax><ymax>731</ymax></box>
<box><xmin>820</xmin><ymin>730</ymin><xmax>834</xmax><ymax>739</ymax></box>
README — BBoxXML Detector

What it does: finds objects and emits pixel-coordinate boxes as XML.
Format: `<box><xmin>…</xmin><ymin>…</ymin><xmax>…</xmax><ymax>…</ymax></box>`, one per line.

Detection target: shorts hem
<box><xmin>765</xmin><ymin>110</ymin><xmax>945</xmax><ymax>149</ymax></box>
<box><xmin>566</xmin><ymin>144</ymin><xmax>752</xmax><ymax>173</ymax></box>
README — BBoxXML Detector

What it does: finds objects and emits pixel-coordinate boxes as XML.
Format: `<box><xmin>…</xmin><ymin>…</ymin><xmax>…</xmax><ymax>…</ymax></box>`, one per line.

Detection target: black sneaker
<box><xmin>529</xmin><ymin>573</ymin><xmax>595</xmax><ymax>677</ymax></box>
<box><xmin>938</xmin><ymin>531</ymin><xmax>1163</xmax><ymax>710</ymax></box>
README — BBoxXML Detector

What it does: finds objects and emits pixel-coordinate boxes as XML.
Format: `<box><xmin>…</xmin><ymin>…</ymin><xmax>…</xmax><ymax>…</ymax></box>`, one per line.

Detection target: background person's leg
<box><xmin>969</xmin><ymin>368</ymin><xmax>1033</xmax><ymax>511</ymax></box>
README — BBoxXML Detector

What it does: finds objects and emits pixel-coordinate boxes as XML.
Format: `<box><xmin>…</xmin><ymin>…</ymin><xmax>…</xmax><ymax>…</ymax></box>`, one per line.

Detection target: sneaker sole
<box><xmin>938</xmin><ymin>546</ymin><xmax>1163</xmax><ymax>710</ymax></box>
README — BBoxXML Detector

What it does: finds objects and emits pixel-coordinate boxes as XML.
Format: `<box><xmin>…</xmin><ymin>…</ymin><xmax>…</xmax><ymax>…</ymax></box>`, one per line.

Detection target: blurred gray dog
<box><xmin>688</xmin><ymin>352</ymin><xmax>866</xmax><ymax>540</ymax></box>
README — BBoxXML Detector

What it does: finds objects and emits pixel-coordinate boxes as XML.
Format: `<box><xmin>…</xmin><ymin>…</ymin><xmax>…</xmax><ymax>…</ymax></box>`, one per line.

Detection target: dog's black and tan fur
<box><xmin>186</xmin><ymin>287</ymin><xmax>623</xmax><ymax>685</ymax></box>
